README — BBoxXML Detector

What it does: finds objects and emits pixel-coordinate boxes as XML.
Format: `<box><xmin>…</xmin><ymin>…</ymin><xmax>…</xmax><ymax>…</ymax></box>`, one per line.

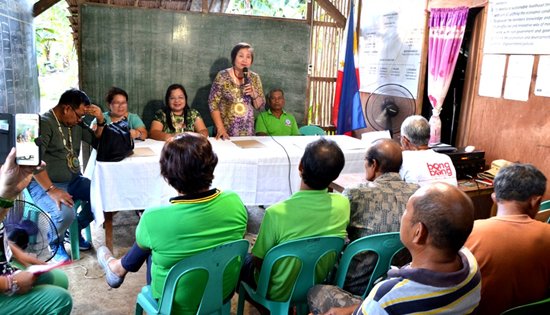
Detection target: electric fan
<box><xmin>365</xmin><ymin>84</ymin><xmax>416</xmax><ymax>138</ymax></box>
<box><xmin>4</xmin><ymin>200</ymin><xmax>58</xmax><ymax>262</ymax></box>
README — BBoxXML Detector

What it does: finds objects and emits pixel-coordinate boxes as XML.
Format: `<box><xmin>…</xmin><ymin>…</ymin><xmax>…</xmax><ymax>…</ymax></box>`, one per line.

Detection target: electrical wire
<box><xmin>258</xmin><ymin>105</ymin><xmax>294</xmax><ymax>196</ymax></box>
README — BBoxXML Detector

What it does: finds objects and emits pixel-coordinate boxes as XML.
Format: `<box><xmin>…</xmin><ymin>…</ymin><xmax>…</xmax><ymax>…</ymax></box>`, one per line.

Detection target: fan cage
<box><xmin>5</xmin><ymin>200</ymin><xmax>58</xmax><ymax>262</ymax></box>
<box><xmin>365</xmin><ymin>83</ymin><xmax>416</xmax><ymax>133</ymax></box>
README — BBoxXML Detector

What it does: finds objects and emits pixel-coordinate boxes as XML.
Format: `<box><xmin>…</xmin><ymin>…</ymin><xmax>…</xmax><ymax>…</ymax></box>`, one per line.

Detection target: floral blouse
<box><xmin>153</xmin><ymin>108</ymin><xmax>202</xmax><ymax>134</ymax></box>
<box><xmin>208</xmin><ymin>69</ymin><xmax>264</xmax><ymax>137</ymax></box>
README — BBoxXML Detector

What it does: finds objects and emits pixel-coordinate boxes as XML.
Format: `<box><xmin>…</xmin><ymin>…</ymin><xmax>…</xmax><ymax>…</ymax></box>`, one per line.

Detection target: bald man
<box><xmin>339</xmin><ymin>139</ymin><xmax>419</xmax><ymax>295</ymax></box>
<box><xmin>309</xmin><ymin>183</ymin><xmax>481</xmax><ymax>315</ymax></box>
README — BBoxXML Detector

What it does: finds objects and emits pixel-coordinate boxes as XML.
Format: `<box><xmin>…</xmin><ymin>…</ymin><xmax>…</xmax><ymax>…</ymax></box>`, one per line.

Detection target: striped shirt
<box><xmin>353</xmin><ymin>248</ymin><xmax>481</xmax><ymax>315</ymax></box>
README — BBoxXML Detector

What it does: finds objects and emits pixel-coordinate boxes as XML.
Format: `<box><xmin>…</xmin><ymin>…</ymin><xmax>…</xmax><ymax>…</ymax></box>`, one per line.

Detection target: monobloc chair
<box><xmin>237</xmin><ymin>236</ymin><xmax>345</xmax><ymax>315</ymax></box>
<box><xmin>500</xmin><ymin>296</ymin><xmax>550</xmax><ymax>314</ymax></box>
<box><xmin>68</xmin><ymin>200</ymin><xmax>93</xmax><ymax>260</ymax></box>
<box><xmin>537</xmin><ymin>200</ymin><xmax>550</xmax><ymax>223</ymax></box>
<box><xmin>23</xmin><ymin>189</ymin><xmax>92</xmax><ymax>260</ymax></box>
<box><xmin>333</xmin><ymin>232</ymin><xmax>404</xmax><ymax>299</ymax></box>
<box><xmin>299</xmin><ymin>125</ymin><xmax>326</xmax><ymax>136</ymax></box>
<box><xmin>135</xmin><ymin>239</ymin><xmax>249</xmax><ymax>315</ymax></box>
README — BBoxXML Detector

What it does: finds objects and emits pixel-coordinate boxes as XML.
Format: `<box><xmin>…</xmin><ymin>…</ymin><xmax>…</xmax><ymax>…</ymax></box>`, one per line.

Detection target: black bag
<box><xmin>95</xmin><ymin>119</ymin><xmax>134</xmax><ymax>162</ymax></box>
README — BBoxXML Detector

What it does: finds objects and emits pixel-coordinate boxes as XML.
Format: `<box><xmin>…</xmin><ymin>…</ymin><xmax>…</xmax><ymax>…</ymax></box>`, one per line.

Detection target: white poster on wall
<box><xmin>534</xmin><ymin>55</ymin><xmax>550</xmax><ymax>97</ymax></box>
<box><xmin>484</xmin><ymin>0</ymin><xmax>550</xmax><ymax>54</ymax></box>
<box><xmin>478</xmin><ymin>54</ymin><xmax>507</xmax><ymax>98</ymax></box>
<box><xmin>358</xmin><ymin>0</ymin><xmax>426</xmax><ymax>98</ymax></box>
<box><xmin>503</xmin><ymin>55</ymin><xmax>535</xmax><ymax>101</ymax></box>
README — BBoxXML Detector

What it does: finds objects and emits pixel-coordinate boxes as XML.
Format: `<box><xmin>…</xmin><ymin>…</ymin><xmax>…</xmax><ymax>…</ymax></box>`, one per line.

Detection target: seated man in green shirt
<box><xmin>241</xmin><ymin>138</ymin><xmax>350</xmax><ymax>302</ymax></box>
<box><xmin>255</xmin><ymin>88</ymin><xmax>300</xmax><ymax>136</ymax></box>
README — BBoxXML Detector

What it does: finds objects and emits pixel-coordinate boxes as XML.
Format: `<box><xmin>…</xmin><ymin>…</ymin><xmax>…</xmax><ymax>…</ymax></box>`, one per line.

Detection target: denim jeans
<box><xmin>27</xmin><ymin>175</ymin><xmax>94</xmax><ymax>244</ymax></box>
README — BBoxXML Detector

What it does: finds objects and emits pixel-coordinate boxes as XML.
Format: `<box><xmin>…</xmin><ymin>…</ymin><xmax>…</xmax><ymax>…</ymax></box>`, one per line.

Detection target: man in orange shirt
<box><xmin>465</xmin><ymin>163</ymin><xmax>550</xmax><ymax>315</ymax></box>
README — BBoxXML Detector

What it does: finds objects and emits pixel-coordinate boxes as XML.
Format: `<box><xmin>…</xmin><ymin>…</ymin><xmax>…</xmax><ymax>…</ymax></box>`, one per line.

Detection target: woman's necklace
<box><xmin>233</xmin><ymin>68</ymin><xmax>246</xmax><ymax>86</ymax></box>
<box><xmin>171</xmin><ymin>112</ymin><xmax>185</xmax><ymax>133</ymax></box>
<box><xmin>51</xmin><ymin>109</ymin><xmax>80</xmax><ymax>173</ymax></box>
<box><xmin>233</xmin><ymin>67</ymin><xmax>244</xmax><ymax>80</ymax></box>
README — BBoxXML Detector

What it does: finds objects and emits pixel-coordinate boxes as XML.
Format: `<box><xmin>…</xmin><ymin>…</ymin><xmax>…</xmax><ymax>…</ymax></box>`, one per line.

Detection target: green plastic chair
<box><xmin>538</xmin><ymin>200</ymin><xmax>550</xmax><ymax>223</ymax></box>
<box><xmin>500</xmin><ymin>296</ymin><xmax>550</xmax><ymax>314</ymax></box>
<box><xmin>135</xmin><ymin>239</ymin><xmax>249</xmax><ymax>315</ymax></box>
<box><xmin>299</xmin><ymin>125</ymin><xmax>326</xmax><ymax>136</ymax></box>
<box><xmin>333</xmin><ymin>232</ymin><xmax>404</xmax><ymax>299</ymax></box>
<box><xmin>68</xmin><ymin>200</ymin><xmax>92</xmax><ymax>260</ymax></box>
<box><xmin>23</xmin><ymin>189</ymin><xmax>91</xmax><ymax>261</ymax></box>
<box><xmin>237</xmin><ymin>236</ymin><xmax>345</xmax><ymax>315</ymax></box>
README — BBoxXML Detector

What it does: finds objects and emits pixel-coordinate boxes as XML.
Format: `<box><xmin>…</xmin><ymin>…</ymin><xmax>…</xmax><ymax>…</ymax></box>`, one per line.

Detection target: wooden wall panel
<box><xmin>456</xmin><ymin>6</ymin><xmax>550</xmax><ymax>199</ymax></box>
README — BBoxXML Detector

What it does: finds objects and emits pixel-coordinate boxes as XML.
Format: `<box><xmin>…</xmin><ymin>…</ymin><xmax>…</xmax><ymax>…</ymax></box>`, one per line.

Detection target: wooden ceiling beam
<box><xmin>33</xmin><ymin>0</ymin><xmax>61</xmax><ymax>17</ymax></box>
<box><xmin>314</xmin><ymin>0</ymin><xmax>346</xmax><ymax>28</ymax></box>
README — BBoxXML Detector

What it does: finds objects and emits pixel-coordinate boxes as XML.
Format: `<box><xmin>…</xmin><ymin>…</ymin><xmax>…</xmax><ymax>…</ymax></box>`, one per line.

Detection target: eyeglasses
<box><xmin>70</xmin><ymin>106</ymin><xmax>86</xmax><ymax>120</ymax></box>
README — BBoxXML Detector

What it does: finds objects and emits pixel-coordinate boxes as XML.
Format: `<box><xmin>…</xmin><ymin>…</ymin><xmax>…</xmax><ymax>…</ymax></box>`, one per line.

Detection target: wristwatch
<box><xmin>97</xmin><ymin>120</ymin><xmax>106</xmax><ymax>127</ymax></box>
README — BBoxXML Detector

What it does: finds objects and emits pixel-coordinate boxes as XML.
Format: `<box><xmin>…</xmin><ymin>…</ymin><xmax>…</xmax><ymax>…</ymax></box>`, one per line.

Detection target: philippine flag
<box><xmin>333</xmin><ymin>1</ymin><xmax>366</xmax><ymax>134</ymax></box>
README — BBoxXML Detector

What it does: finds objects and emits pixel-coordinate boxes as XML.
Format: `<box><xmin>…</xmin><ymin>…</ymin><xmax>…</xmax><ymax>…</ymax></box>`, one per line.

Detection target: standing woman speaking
<box><xmin>208</xmin><ymin>42</ymin><xmax>265</xmax><ymax>139</ymax></box>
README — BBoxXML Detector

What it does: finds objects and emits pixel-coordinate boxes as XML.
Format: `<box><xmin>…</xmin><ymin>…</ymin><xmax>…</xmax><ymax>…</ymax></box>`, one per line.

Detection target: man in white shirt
<box><xmin>399</xmin><ymin>115</ymin><xmax>457</xmax><ymax>187</ymax></box>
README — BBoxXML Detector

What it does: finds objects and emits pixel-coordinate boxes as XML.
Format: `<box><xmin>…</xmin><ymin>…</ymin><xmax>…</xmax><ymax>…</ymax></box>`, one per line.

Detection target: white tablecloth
<box><xmin>87</xmin><ymin>135</ymin><xmax>367</xmax><ymax>225</ymax></box>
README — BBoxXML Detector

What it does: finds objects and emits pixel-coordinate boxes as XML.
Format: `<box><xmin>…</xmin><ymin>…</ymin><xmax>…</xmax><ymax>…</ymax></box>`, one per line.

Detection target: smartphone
<box><xmin>0</xmin><ymin>113</ymin><xmax>14</xmax><ymax>164</ymax></box>
<box><xmin>15</xmin><ymin>113</ymin><xmax>41</xmax><ymax>166</ymax></box>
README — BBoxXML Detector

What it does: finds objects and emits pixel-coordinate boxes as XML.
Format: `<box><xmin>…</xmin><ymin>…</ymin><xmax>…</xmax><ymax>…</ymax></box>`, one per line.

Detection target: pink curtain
<box><xmin>427</xmin><ymin>7</ymin><xmax>468</xmax><ymax>144</ymax></box>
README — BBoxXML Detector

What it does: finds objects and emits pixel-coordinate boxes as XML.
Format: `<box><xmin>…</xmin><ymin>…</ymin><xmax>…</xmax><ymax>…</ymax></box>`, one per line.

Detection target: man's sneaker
<box><xmin>79</xmin><ymin>235</ymin><xmax>92</xmax><ymax>251</ymax></box>
<box><xmin>50</xmin><ymin>244</ymin><xmax>71</xmax><ymax>263</ymax></box>
<box><xmin>63</xmin><ymin>231</ymin><xmax>70</xmax><ymax>244</ymax></box>
<box><xmin>64</xmin><ymin>231</ymin><xmax>92</xmax><ymax>251</ymax></box>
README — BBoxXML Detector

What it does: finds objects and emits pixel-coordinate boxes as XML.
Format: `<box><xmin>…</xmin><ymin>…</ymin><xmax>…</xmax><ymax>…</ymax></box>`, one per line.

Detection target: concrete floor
<box><xmin>62</xmin><ymin>207</ymin><xmax>265</xmax><ymax>315</ymax></box>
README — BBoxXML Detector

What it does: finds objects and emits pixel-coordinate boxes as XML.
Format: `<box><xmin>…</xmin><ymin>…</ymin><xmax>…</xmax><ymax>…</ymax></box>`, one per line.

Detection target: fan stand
<box><xmin>383</xmin><ymin>100</ymin><xmax>400</xmax><ymax>138</ymax></box>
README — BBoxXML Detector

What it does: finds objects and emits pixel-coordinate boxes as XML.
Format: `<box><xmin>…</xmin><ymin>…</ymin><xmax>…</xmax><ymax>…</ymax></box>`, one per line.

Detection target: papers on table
<box><xmin>232</xmin><ymin>139</ymin><xmax>266</xmax><ymax>149</ymax></box>
<box><xmin>132</xmin><ymin>147</ymin><xmax>156</xmax><ymax>157</ymax></box>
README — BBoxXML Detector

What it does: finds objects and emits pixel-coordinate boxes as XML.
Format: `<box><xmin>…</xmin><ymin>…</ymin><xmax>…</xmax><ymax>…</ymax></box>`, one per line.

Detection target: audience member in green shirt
<box><xmin>97</xmin><ymin>133</ymin><xmax>248</xmax><ymax>313</ymax></box>
<box><xmin>241</xmin><ymin>138</ymin><xmax>350</xmax><ymax>302</ymax></box>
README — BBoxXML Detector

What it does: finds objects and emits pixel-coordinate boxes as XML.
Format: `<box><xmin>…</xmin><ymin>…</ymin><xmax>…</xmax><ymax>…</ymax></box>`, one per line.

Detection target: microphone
<box><xmin>242</xmin><ymin>67</ymin><xmax>249</xmax><ymax>84</ymax></box>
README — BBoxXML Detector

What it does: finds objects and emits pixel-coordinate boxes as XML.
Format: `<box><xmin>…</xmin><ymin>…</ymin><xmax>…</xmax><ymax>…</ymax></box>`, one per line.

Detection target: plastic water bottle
<box><xmin>429</xmin><ymin>109</ymin><xmax>441</xmax><ymax>145</ymax></box>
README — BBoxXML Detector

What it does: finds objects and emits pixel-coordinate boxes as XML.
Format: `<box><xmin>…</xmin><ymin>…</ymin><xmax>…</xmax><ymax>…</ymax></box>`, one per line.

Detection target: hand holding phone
<box><xmin>15</xmin><ymin>114</ymin><xmax>41</xmax><ymax>166</ymax></box>
<box><xmin>0</xmin><ymin>148</ymin><xmax>44</xmax><ymax>200</ymax></box>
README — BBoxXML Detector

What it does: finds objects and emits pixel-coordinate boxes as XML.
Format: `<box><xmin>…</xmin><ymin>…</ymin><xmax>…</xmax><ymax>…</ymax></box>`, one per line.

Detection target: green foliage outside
<box><xmin>227</xmin><ymin>0</ymin><xmax>307</xmax><ymax>19</ymax></box>
<box><xmin>34</xmin><ymin>1</ymin><xmax>78</xmax><ymax>112</ymax></box>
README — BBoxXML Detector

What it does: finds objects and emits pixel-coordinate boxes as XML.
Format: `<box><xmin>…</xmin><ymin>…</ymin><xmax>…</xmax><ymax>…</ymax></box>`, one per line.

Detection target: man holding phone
<box><xmin>27</xmin><ymin>89</ymin><xmax>105</xmax><ymax>262</ymax></box>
